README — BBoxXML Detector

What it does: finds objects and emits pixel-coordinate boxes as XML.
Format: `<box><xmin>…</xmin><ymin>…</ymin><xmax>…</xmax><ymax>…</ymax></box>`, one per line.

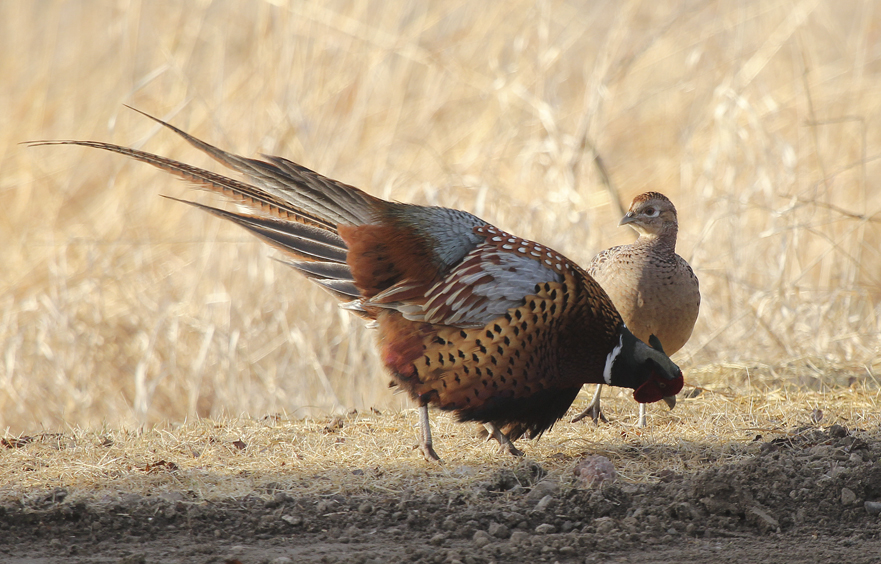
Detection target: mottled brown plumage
<box><xmin>29</xmin><ymin>109</ymin><xmax>684</xmax><ymax>460</ymax></box>
<box><xmin>572</xmin><ymin>192</ymin><xmax>700</xmax><ymax>427</ymax></box>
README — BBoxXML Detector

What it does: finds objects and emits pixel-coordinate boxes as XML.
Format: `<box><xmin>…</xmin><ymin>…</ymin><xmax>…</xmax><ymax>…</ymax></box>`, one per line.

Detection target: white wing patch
<box><xmin>400</xmin><ymin>227</ymin><xmax>566</xmax><ymax>327</ymax></box>
<box><xmin>368</xmin><ymin>224</ymin><xmax>570</xmax><ymax>328</ymax></box>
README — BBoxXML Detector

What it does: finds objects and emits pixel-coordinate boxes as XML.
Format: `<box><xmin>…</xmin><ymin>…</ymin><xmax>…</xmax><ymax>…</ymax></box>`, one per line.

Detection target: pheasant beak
<box><xmin>662</xmin><ymin>395</ymin><xmax>676</xmax><ymax>410</ymax></box>
<box><xmin>618</xmin><ymin>213</ymin><xmax>637</xmax><ymax>227</ymax></box>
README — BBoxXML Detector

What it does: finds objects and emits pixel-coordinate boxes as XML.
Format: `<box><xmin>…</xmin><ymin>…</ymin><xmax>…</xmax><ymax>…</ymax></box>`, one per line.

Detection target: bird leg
<box><xmin>571</xmin><ymin>384</ymin><xmax>609</xmax><ymax>424</ymax></box>
<box><xmin>637</xmin><ymin>402</ymin><xmax>647</xmax><ymax>428</ymax></box>
<box><xmin>483</xmin><ymin>423</ymin><xmax>524</xmax><ymax>457</ymax></box>
<box><xmin>418</xmin><ymin>404</ymin><xmax>441</xmax><ymax>462</ymax></box>
<box><xmin>637</xmin><ymin>395</ymin><xmax>674</xmax><ymax>427</ymax></box>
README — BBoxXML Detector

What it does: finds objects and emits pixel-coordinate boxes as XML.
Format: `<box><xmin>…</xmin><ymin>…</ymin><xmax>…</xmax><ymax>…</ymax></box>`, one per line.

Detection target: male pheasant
<box><xmin>572</xmin><ymin>192</ymin><xmax>700</xmax><ymax>427</ymax></box>
<box><xmin>30</xmin><ymin>109</ymin><xmax>684</xmax><ymax>461</ymax></box>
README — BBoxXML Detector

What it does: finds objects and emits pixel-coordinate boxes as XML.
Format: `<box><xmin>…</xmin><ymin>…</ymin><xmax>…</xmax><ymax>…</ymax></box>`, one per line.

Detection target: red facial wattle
<box><xmin>632</xmin><ymin>369</ymin><xmax>684</xmax><ymax>404</ymax></box>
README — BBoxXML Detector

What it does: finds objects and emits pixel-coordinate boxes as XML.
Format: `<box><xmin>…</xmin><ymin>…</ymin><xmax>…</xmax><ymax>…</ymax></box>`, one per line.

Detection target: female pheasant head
<box><xmin>605</xmin><ymin>328</ymin><xmax>684</xmax><ymax>407</ymax></box>
<box><xmin>619</xmin><ymin>192</ymin><xmax>678</xmax><ymax>245</ymax></box>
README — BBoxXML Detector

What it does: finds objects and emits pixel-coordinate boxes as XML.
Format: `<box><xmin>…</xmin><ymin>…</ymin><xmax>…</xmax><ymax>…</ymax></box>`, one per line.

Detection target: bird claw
<box><xmin>484</xmin><ymin>423</ymin><xmax>524</xmax><ymax>457</ymax></box>
<box><xmin>572</xmin><ymin>385</ymin><xmax>608</xmax><ymax>425</ymax></box>
<box><xmin>571</xmin><ymin>402</ymin><xmax>608</xmax><ymax>425</ymax></box>
<box><xmin>417</xmin><ymin>442</ymin><xmax>442</xmax><ymax>463</ymax></box>
<box><xmin>499</xmin><ymin>442</ymin><xmax>525</xmax><ymax>457</ymax></box>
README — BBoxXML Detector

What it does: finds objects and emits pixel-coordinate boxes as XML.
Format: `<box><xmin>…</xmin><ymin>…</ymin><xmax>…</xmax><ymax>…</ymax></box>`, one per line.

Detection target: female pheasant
<box><xmin>572</xmin><ymin>192</ymin><xmax>700</xmax><ymax>427</ymax></box>
<box><xmin>31</xmin><ymin>109</ymin><xmax>684</xmax><ymax>461</ymax></box>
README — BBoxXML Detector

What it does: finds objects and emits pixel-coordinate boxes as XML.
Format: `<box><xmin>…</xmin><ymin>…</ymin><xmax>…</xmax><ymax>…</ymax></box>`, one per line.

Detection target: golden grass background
<box><xmin>2</xmin><ymin>0</ymin><xmax>880</xmax><ymax>437</ymax></box>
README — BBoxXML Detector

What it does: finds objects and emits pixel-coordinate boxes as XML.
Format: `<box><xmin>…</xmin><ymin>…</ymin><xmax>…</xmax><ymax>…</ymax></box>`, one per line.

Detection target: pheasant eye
<box><xmin>643</xmin><ymin>207</ymin><xmax>657</xmax><ymax>216</ymax></box>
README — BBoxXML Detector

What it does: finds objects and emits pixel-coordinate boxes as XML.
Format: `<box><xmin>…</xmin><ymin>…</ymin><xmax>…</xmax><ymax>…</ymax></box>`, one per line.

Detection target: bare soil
<box><xmin>3</xmin><ymin>425</ymin><xmax>880</xmax><ymax>564</ymax></box>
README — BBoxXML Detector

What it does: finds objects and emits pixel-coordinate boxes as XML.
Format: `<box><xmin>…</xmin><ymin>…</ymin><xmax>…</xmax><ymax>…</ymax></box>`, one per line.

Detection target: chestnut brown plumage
<box><xmin>28</xmin><ymin>108</ymin><xmax>684</xmax><ymax>460</ymax></box>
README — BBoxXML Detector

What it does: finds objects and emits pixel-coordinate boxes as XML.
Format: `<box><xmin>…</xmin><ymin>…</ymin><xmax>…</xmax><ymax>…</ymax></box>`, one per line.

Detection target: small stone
<box><xmin>488</xmin><ymin>522</ymin><xmax>510</xmax><ymax>539</ymax></box>
<box><xmin>573</xmin><ymin>455</ymin><xmax>617</xmax><ymax>487</ymax></box>
<box><xmin>594</xmin><ymin>517</ymin><xmax>616</xmax><ymax>536</ymax></box>
<box><xmin>747</xmin><ymin>505</ymin><xmax>779</xmax><ymax>533</ymax></box>
<box><xmin>535</xmin><ymin>523</ymin><xmax>556</xmax><ymax>534</ymax></box>
<box><xmin>829</xmin><ymin>424</ymin><xmax>848</xmax><ymax>438</ymax></box>
<box><xmin>281</xmin><ymin>515</ymin><xmax>302</xmax><ymax>526</ymax></box>
<box><xmin>526</xmin><ymin>480</ymin><xmax>559</xmax><ymax>501</ymax></box>
<box><xmin>429</xmin><ymin>533</ymin><xmax>446</xmax><ymax>546</ymax></box>
<box><xmin>270</xmin><ymin>558</ymin><xmax>293</xmax><ymax>564</ymax></box>
<box><xmin>358</xmin><ymin>502</ymin><xmax>374</xmax><ymax>514</ymax></box>
<box><xmin>509</xmin><ymin>531</ymin><xmax>529</xmax><ymax>544</ymax></box>
<box><xmin>534</xmin><ymin>494</ymin><xmax>554</xmax><ymax>512</ymax></box>
<box><xmin>864</xmin><ymin>501</ymin><xmax>881</xmax><ymax>515</ymax></box>
<box><xmin>502</xmin><ymin>511</ymin><xmax>525</xmax><ymax>525</ymax></box>
<box><xmin>472</xmin><ymin>530</ymin><xmax>492</xmax><ymax>547</ymax></box>
<box><xmin>841</xmin><ymin>488</ymin><xmax>857</xmax><ymax>506</ymax></box>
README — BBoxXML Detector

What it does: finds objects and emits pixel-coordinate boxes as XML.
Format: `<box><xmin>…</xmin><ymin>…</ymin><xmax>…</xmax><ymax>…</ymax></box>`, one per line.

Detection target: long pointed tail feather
<box><xmin>24</xmin><ymin>109</ymin><xmax>379</xmax><ymax>310</ymax></box>
<box><xmin>26</xmin><ymin>138</ymin><xmax>337</xmax><ymax>232</ymax></box>
<box><xmin>161</xmin><ymin>196</ymin><xmax>349</xmax><ymax>264</ymax></box>
<box><xmin>284</xmin><ymin>260</ymin><xmax>353</xmax><ymax>281</ymax></box>
<box><xmin>123</xmin><ymin>106</ymin><xmax>381</xmax><ymax>227</ymax></box>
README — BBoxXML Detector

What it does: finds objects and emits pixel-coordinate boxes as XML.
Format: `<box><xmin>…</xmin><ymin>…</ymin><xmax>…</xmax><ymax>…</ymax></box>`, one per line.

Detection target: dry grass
<box><xmin>1</xmin><ymin>0</ymin><xmax>880</xmax><ymax>466</ymax></box>
<box><xmin>1</xmin><ymin>371</ymin><xmax>878</xmax><ymax>500</ymax></box>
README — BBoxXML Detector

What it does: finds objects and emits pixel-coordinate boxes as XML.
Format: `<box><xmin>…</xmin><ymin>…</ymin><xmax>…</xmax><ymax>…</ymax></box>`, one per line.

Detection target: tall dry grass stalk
<box><xmin>1</xmin><ymin>1</ymin><xmax>879</xmax><ymax>434</ymax></box>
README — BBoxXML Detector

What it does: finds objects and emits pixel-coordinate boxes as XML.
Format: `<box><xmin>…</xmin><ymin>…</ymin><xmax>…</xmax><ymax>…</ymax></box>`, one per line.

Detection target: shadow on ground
<box><xmin>2</xmin><ymin>426</ymin><xmax>880</xmax><ymax>564</ymax></box>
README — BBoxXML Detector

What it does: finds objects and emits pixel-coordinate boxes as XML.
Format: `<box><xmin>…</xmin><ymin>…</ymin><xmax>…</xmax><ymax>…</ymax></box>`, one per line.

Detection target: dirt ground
<box><xmin>2</xmin><ymin>424</ymin><xmax>879</xmax><ymax>564</ymax></box>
